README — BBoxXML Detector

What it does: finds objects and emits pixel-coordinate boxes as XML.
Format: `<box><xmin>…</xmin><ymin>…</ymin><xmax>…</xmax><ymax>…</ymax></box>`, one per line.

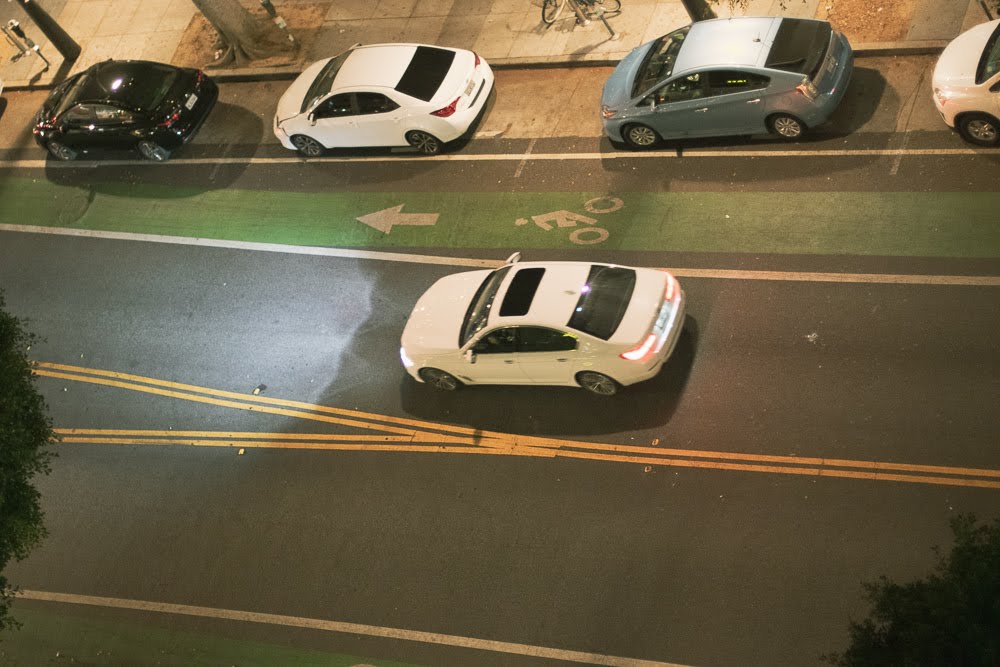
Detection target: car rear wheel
<box><xmin>768</xmin><ymin>114</ymin><xmax>805</xmax><ymax>139</ymax></box>
<box><xmin>576</xmin><ymin>371</ymin><xmax>619</xmax><ymax>396</ymax></box>
<box><xmin>419</xmin><ymin>367</ymin><xmax>462</xmax><ymax>391</ymax></box>
<box><xmin>47</xmin><ymin>140</ymin><xmax>77</xmax><ymax>161</ymax></box>
<box><xmin>291</xmin><ymin>134</ymin><xmax>325</xmax><ymax>157</ymax></box>
<box><xmin>622</xmin><ymin>123</ymin><xmax>660</xmax><ymax>149</ymax></box>
<box><xmin>957</xmin><ymin>113</ymin><xmax>1000</xmax><ymax>147</ymax></box>
<box><xmin>138</xmin><ymin>140</ymin><xmax>172</xmax><ymax>162</ymax></box>
<box><xmin>406</xmin><ymin>130</ymin><xmax>442</xmax><ymax>155</ymax></box>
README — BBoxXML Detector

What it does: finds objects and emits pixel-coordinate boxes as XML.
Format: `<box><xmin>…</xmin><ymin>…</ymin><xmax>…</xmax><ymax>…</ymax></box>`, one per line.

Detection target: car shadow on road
<box><xmin>399</xmin><ymin>318</ymin><xmax>699</xmax><ymax>437</ymax></box>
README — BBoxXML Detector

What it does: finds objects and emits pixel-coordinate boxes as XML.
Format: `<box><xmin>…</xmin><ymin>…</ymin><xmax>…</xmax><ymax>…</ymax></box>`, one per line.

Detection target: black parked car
<box><xmin>33</xmin><ymin>60</ymin><xmax>218</xmax><ymax>161</ymax></box>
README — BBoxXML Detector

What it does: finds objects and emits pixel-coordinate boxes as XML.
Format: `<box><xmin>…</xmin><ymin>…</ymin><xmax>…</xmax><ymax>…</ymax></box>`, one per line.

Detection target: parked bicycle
<box><xmin>542</xmin><ymin>0</ymin><xmax>622</xmax><ymax>26</ymax></box>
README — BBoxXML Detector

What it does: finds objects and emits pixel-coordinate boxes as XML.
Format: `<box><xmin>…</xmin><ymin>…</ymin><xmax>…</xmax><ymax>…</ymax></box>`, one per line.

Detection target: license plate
<box><xmin>464</xmin><ymin>80</ymin><xmax>475</xmax><ymax>96</ymax></box>
<box><xmin>185</xmin><ymin>94</ymin><xmax>198</xmax><ymax>110</ymax></box>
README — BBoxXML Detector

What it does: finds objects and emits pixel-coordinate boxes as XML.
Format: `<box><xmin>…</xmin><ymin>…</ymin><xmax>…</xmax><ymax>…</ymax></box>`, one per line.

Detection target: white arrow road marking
<box><xmin>356</xmin><ymin>204</ymin><xmax>439</xmax><ymax>234</ymax></box>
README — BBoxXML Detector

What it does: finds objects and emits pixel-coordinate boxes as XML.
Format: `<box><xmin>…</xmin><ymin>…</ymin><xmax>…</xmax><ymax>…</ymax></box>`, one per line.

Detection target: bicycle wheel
<box><xmin>597</xmin><ymin>0</ymin><xmax>621</xmax><ymax>17</ymax></box>
<box><xmin>542</xmin><ymin>0</ymin><xmax>565</xmax><ymax>25</ymax></box>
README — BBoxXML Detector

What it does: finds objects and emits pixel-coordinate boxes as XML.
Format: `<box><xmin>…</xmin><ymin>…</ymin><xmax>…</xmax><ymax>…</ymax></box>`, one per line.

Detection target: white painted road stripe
<box><xmin>0</xmin><ymin>146</ymin><xmax>985</xmax><ymax>169</ymax></box>
<box><xmin>19</xmin><ymin>590</ymin><xmax>691</xmax><ymax>667</ymax></box>
<box><xmin>3</xmin><ymin>224</ymin><xmax>998</xmax><ymax>286</ymax></box>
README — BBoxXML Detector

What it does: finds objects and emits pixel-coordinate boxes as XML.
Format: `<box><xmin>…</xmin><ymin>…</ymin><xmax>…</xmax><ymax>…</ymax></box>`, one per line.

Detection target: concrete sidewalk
<box><xmin>0</xmin><ymin>0</ymin><xmax>992</xmax><ymax>90</ymax></box>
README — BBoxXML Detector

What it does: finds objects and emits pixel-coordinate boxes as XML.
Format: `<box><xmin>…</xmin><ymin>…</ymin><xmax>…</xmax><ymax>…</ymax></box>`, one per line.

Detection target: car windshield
<box><xmin>302</xmin><ymin>51</ymin><xmax>352</xmax><ymax>113</ymax></box>
<box><xmin>567</xmin><ymin>266</ymin><xmax>636</xmax><ymax>340</ymax></box>
<box><xmin>47</xmin><ymin>73</ymin><xmax>90</xmax><ymax>119</ymax></box>
<box><xmin>976</xmin><ymin>22</ymin><xmax>1000</xmax><ymax>84</ymax></box>
<box><xmin>460</xmin><ymin>266</ymin><xmax>511</xmax><ymax>346</ymax></box>
<box><xmin>632</xmin><ymin>26</ymin><xmax>690</xmax><ymax>98</ymax></box>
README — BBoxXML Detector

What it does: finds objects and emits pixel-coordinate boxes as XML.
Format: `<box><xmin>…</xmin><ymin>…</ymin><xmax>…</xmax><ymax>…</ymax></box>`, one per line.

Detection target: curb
<box><xmin>0</xmin><ymin>41</ymin><xmax>951</xmax><ymax>92</ymax></box>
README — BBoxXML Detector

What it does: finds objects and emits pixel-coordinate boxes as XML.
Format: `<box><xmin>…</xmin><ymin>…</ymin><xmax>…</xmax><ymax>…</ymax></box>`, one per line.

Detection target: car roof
<box><xmin>673</xmin><ymin>17</ymin><xmax>780</xmax><ymax>73</ymax></box>
<box><xmin>490</xmin><ymin>262</ymin><xmax>593</xmax><ymax>329</ymax></box>
<box><xmin>335</xmin><ymin>43</ymin><xmax>451</xmax><ymax>91</ymax></box>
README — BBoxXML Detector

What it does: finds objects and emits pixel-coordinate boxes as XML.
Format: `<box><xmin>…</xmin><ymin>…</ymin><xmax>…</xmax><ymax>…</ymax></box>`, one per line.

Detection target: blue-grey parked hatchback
<box><xmin>601</xmin><ymin>17</ymin><xmax>853</xmax><ymax>148</ymax></box>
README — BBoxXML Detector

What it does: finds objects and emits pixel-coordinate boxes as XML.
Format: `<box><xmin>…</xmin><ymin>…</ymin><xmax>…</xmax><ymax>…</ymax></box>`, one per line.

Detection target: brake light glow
<box><xmin>473</xmin><ymin>52</ymin><xmax>481</xmax><ymax>67</ymax></box>
<box><xmin>159</xmin><ymin>111</ymin><xmax>181</xmax><ymax>128</ymax></box>
<box><xmin>431</xmin><ymin>97</ymin><xmax>460</xmax><ymax>118</ymax></box>
<box><xmin>664</xmin><ymin>273</ymin><xmax>676</xmax><ymax>301</ymax></box>
<box><xmin>620</xmin><ymin>334</ymin><xmax>657</xmax><ymax>362</ymax></box>
<box><xmin>195</xmin><ymin>70</ymin><xmax>204</xmax><ymax>85</ymax></box>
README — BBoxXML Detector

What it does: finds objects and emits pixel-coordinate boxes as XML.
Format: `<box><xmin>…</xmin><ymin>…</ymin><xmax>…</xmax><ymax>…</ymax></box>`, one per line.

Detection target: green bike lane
<box><xmin>2</xmin><ymin>173</ymin><xmax>1000</xmax><ymax>260</ymax></box>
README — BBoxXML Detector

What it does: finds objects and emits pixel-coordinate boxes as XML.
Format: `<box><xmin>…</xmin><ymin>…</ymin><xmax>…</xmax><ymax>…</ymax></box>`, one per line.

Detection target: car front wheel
<box><xmin>138</xmin><ymin>140</ymin><xmax>172</xmax><ymax>162</ymax></box>
<box><xmin>47</xmin><ymin>140</ymin><xmax>77</xmax><ymax>161</ymax></box>
<box><xmin>622</xmin><ymin>123</ymin><xmax>659</xmax><ymax>149</ymax></box>
<box><xmin>768</xmin><ymin>114</ymin><xmax>805</xmax><ymax>139</ymax></box>
<box><xmin>576</xmin><ymin>371</ymin><xmax>619</xmax><ymax>396</ymax></box>
<box><xmin>419</xmin><ymin>367</ymin><xmax>462</xmax><ymax>391</ymax></box>
<box><xmin>291</xmin><ymin>134</ymin><xmax>325</xmax><ymax>157</ymax></box>
<box><xmin>406</xmin><ymin>130</ymin><xmax>442</xmax><ymax>155</ymax></box>
<box><xmin>957</xmin><ymin>114</ymin><xmax>1000</xmax><ymax>147</ymax></box>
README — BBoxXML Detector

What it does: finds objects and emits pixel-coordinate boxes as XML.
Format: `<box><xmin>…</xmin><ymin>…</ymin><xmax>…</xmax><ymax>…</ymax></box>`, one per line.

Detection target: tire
<box><xmin>419</xmin><ymin>367</ymin><xmax>463</xmax><ymax>391</ymax></box>
<box><xmin>597</xmin><ymin>0</ymin><xmax>622</xmax><ymax>16</ymax></box>
<box><xmin>542</xmin><ymin>0</ymin><xmax>564</xmax><ymax>25</ymax></box>
<box><xmin>137</xmin><ymin>140</ymin><xmax>172</xmax><ymax>162</ymax></box>
<box><xmin>291</xmin><ymin>134</ymin><xmax>325</xmax><ymax>157</ymax></box>
<box><xmin>576</xmin><ymin>371</ymin><xmax>619</xmax><ymax>396</ymax></box>
<box><xmin>406</xmin><ymin>130</ymin><xmax>442</xmax><ymax>155</ymax></box>
<box><xmin>767</xmin><ymin>113</ymin><xmax>805</xmax><ymax>140</ymax></box>
<box><xmin>622</xmin><ymin>123</ymin><xmax>660</xmax><ymax>149</ymax></box>
<box><xmin>47</xmin><ymin>140</ymin><xmax>77</xmax><ymax>161</ymax></box>
<box><xmin>957</xmin><ymin>113</ymin><xmax>1000</xmax><ymax>147</ymax></box>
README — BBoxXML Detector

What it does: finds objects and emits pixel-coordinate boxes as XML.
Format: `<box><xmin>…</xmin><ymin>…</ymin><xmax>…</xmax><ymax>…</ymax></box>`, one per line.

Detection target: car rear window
<box><xmin>765</xmin><ymin>19</ymin><xmax>831</xmax><ymax>78</ymax></box>
<box><xmin>460</xmin><ymin>266</ymin><xmax>511</xmax><ymax>346</ymax></box>
<box><xmin>567</xmin><ymin>266</ymin><xmax>636</xmax><ymax>340</ymax></box>
<box><xmin>94</xmin><ymin>62</ymin><xmax>179</xmax><ymax>111</ymax></box>
<box><xmin>976</xmin><ymin>22</ymin><xmax>1000</xmax><ymax>84</ymax></box>
<box><xmin>499</xmin><ymin>267</ymin><xmax>545</xmax><ymax>317</ymax></box>
<box><xmin>396</xmin><ymin>46</ymin><xmax>456</xmax><ymax>102</ymax></box>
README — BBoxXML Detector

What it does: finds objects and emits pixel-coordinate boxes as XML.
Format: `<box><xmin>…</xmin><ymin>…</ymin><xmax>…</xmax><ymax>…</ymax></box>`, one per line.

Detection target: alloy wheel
<box><xmin>577</xmin><ymin>372</ymin><xmax>618</xmax><ymax>396</ymax></box>
<box><xmin>47</xmin><ymin>140</ymin><xmax>76</xmax><ymax>161</ymax></box>
<box><xmin>292</xmin><ymin>135</ymin><xmax>324</xmax><ymax>157</ymax></box>
<box><xmin>625</xmin><ymin>124</ymin><xmax>658</xmax><ymax>148</ymax></box>
<box><xmin>419</xmin><ymin>368</ymin><xmax>461</xmax><ymax>391</ymax></box>
<box><xmin>407</xmin><ymin>131</ymin><xmax>441</xmax><ymax>155</ymax></box>
<box><xmin>771</xmin><ymin>115</ymin><xmax>803</xmax><ymax>139</ymax></box>
<box><xmin>138</xmin><ymin>140</ymin><xmax>171</xmax><ymax>162</ymax></box>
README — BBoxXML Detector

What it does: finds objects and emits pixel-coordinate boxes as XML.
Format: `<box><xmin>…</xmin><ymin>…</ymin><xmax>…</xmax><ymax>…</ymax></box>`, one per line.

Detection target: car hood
<box><xmin>401</xmin><ymin>269</ymin><xmax>493</xmax><ymax>353</ymax></box>
<box><xmin>601</xmin><ymin>39</ymin><xmax>657</xmax><ymax>107</ymax></box>
<box><xmin>933</xmin><ymin>20</ymin><xmax>999</xmax><ymax>89</ymax></box>
<box><xmin>275</xmin><ymin>57</ymin><xmax>331</xmax><ymax>123</ymax></box>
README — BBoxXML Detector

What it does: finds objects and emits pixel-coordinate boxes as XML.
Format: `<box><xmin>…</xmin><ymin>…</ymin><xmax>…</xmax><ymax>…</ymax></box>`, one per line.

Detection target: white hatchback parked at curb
<box><xmin>273</xmin><ymin>43</ymin><xmax>494</xmax><ymax>156</ymax></box>
<box><xmin>400</xmin><ymin>254</ymin><xmax>686</xmax><ymax>396</ymax></box>
<box><xmin>932</xmin><ymin>18</ymin><xmax>1000</xmax><ymax>146</ymax></box>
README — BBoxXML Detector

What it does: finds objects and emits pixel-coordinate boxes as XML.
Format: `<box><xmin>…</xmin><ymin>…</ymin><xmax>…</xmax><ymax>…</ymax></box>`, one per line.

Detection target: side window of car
<box><xmin>651</xmin><ymin>73</ymin><xmax>704</xmax><ymax>105</ymax></box>
<box><xmin>473</xmin><ymin>328</ymin><xmax>517</xmax><ymax>354</ymax></box>
<box><xmin>517</xmin><ymin>327</ymin><xmax>577</xmax><ymax>353</ymax></box>
<box><xmin>707</xmin><ymin>70</ymin><xmax>770</xmax><ymax>97</ymax></box>
<box><xmin>92</xmin><ymin>104</ymin><xmax>135</xmax><ymax>125</ymax></box>
<box><xmin>356</xmin><ymin>92</ymin><xmax>400</xmax><ymax>115</ymax></box>
<box><xmin>63</xmin><ymin>104</ymin><xmax>95</xmax><ymax>126</ymax></box>
<box><xmin>313</xmin><ymin>94</ymin><xmax>354</xmax><ymax>120</ymax></box>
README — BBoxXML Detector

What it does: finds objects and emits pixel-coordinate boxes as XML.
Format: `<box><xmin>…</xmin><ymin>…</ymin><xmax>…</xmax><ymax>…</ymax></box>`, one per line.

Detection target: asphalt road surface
<box><xmin>1</xmin><ymin>59</ymin><xmax>999</xmax><ymax>667</ymax></box>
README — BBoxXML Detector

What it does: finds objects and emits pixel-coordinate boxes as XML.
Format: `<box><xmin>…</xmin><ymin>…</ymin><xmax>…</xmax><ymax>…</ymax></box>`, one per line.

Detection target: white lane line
<box><xmin>3</xmin><ymin>224</ymin><xmax>998</xmax><ymax>286</ymax></box>
<box><xmin>19</xmin><ymin>590</ymin><xmax>691</xmax><ymax>667</ymax></box>
<box><xmin>0</xmin><ymin>146</ymin><xmax>985</xmax><ymax>169</ymax></box>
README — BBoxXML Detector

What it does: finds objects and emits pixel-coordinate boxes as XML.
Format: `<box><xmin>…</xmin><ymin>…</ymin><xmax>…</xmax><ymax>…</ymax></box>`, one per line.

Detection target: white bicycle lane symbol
<box><xmin>514</xmin><ymin>195</ymin><xmax>624</xmax><ymax>245</ymax></box>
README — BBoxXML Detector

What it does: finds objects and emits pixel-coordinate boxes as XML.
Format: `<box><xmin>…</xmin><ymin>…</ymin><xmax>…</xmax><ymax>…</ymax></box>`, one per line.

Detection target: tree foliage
<box><xmin>191</xmin><ymin>0</ymin><xmax>298</xmax><ymax>68</ymax></box>
<box><xmin>826</xmin><ymin>514</ymin><xmax>1000</xmax><ymax>666</ymax></box>
<box><xmin>0</xmin><ymin>290</ymin><xmax>56</xmax><ymax>633</ymax></box>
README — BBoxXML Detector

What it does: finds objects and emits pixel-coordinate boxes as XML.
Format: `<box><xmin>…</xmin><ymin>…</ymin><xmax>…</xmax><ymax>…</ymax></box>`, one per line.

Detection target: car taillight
<box><xmin>159</xmin><ymin>110</ymin><xmax>181</xmax><ymax>128</ymax></box>
<box><xmin>196</xmin><ymin>69</ymin><xmax>204</xmax><ymax>84</ymax></box>
<box><xmin>664</xmin><ymin>273</ymin><xmax>676</xmax><ymax>301</ymax></box>
<box><xmin>796</xmin><ymin>77</ymin><xmax>818</xmax><ymax>101</ymax></box>
<box><xmin>431</xmin><ymin>97</ymin><xmax>460</xmax><ymax>118</ymax></box>
<box><xmin>620</xmin><ymin>334</ymin><xmax>657</xmax><ymax>362</ymax></box>
<box><xmin>473</xmin><ymin>52</ymin><xmax>481</xmax><ymax>67</ymax></box>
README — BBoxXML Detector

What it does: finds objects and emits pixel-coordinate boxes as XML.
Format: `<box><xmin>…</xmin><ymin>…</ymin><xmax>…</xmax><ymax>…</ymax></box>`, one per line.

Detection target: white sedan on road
<box><xmin>400</xmin><ymin>254</ymin><xmax>686</xmax><ymax>396</ymax></box>
<box><xmin>273</xmin><ymin>43</ymin><xmax>494</xmax><ymax>156</ymax></box>
<box><xmin>932</xmin><ymin>18</ymin><xmax>1000</xmax><ymax>146</ymax></box>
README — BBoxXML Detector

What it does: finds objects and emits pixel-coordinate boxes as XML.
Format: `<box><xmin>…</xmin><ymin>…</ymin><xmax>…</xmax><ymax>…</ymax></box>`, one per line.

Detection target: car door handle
<box><xmin>694</xmin><ymin>107</ymin><xmax>709</xmax><ymax>113</ymax></box>
<box><xmin>503</xmin><ymin>360</ymin><xmax>515</xmax><ymax>364</ymax></box>
<box><xmin>746</xmin><ymin>98</ymin><xmax>761</xmax><ymax>104</ymax></box>
<box><xmin>556</xmin><ymin>358</ymin><xmax>569</xmax><ymax>362</ymax></box>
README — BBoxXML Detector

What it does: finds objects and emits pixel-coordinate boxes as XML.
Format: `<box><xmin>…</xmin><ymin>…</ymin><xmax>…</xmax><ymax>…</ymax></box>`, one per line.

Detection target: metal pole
<box><xmin>12</xmin><ymin>0</ymin><xmax>80</xmax><ymax>61</ymax></box>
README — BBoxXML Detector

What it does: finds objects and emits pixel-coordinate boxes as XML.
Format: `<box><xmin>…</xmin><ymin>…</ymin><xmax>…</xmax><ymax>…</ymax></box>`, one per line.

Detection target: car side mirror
<box><xmin>464</xmin><ymin>349</ymin><xmax>477</xmax><ymax>364</ymax></box>
<box><xmin>648</xmin><ymin>98</ymin><xmax>657</xmax><ymax>109</ymax></box>
<box><xmin>308</xmin><ymin>112</ymin><xmax>316</xmax><ymax>125</ymax></box>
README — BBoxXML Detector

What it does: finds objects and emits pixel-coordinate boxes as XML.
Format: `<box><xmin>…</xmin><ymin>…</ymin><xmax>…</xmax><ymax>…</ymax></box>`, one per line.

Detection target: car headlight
<box><xmin>400</xmin><ymin>346</ymin><xmax>414</xmax><ymax>368</ymax></box>
<box><xmin>933</xmin><ymin>87</ymin><xmax>949</xmax><ymax>106</ymax></box>
<box><xmin>600</xmin><ymin>105</ymin><xmax>617</xmax><ymax>119</ymax></box>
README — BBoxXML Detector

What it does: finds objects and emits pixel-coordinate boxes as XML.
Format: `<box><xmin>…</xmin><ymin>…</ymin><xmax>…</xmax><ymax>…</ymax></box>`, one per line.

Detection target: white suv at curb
<box><xmin>932</xmin><ymin>18</ymin><xmax>1000</xmax><ymax>146</ymax></box>
<box><xmin>400</xmin><ymin>254</ymin><xmax>686</xmax><ymax>396</ymax></box>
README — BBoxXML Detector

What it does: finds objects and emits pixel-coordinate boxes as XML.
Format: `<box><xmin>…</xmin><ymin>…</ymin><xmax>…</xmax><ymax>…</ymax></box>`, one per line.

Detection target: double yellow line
<box><xmin>36</xmin><ymin>362</ymin><xmax>1000</xmax><ymax>490</ymax></box>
